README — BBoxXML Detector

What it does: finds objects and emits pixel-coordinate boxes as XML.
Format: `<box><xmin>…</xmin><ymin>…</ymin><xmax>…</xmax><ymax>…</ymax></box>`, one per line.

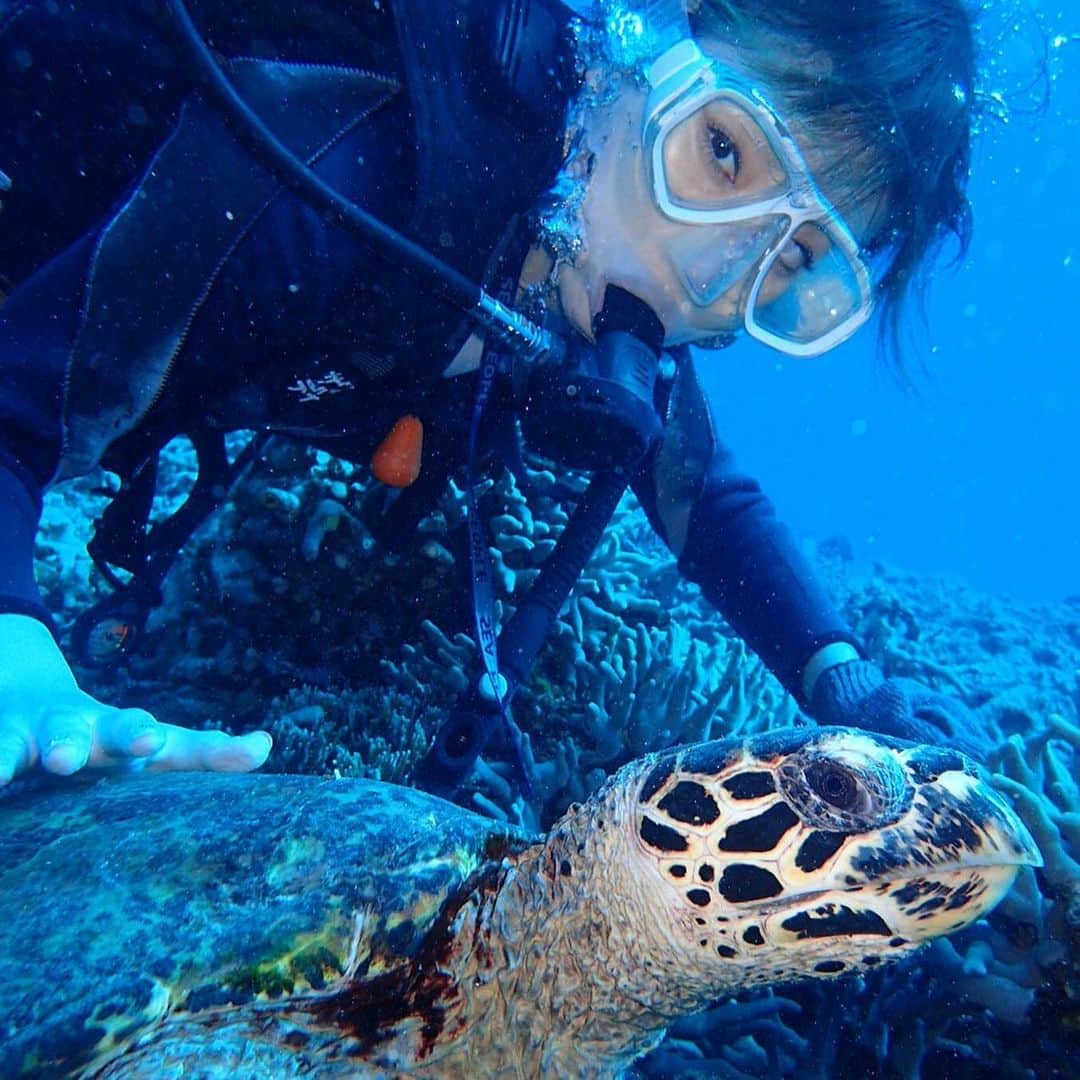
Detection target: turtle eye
<box><xmin>779</xmin><ymin>743</ymin><xmax>912</xmax><ymax>830</ymax></box>
<box><xmin>805</xmin><ymin>762</ymin><xmax>859</xmax><ymax>810</ymax></box>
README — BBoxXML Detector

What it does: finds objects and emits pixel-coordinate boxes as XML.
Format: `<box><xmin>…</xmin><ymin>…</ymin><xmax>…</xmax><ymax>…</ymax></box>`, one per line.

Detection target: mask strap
<box><xmin>634</xmin><ymin>0</ymin><xmax>691</xmax><ymax>46</ymax></box>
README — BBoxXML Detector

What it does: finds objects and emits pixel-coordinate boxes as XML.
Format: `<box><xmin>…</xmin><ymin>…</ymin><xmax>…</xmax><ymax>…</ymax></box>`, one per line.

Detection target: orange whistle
<box><xmin>371</xmin><ymin>414</ymin><xmax>423</xmax><ymax>487</ymax></box>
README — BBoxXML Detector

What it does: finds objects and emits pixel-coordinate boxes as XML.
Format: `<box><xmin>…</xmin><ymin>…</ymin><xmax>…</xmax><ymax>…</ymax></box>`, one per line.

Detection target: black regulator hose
<box><xmin>160</xmin><ymin>0</ymin><xmax>671</xmax><ymax>802</ymax></box>
<box><xmin>160</xmin><ymin>0</ymin><xmax>551</xmax><ymax>361</ymax></box>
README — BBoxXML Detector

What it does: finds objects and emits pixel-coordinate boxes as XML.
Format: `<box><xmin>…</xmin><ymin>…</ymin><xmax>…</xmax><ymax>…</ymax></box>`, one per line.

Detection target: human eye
<box><xmin>702</xmin><ymin>123</ymin><xmax>740</xmax><ymax>184</ymax></box>
<box><xmin>776</xmin><ymin>236</ymin><xmax>814</xmax><ymax>274</ymax></box>
<box><xmin>777</xmin><ymin>225</ymin><xmax>830</xmax><ymax>275</ymax></box>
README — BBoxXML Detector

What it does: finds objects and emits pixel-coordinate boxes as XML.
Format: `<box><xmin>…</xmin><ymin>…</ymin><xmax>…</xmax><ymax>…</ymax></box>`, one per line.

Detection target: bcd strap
<box><xmin>651</xmin><ymin>347</ymin><xmax>717</xmax><ymax>557</ymax></box>
<box><xmin>76</xmin><ymin>431</ymin><xmax>265</xmax><ymax>667</ymax></box>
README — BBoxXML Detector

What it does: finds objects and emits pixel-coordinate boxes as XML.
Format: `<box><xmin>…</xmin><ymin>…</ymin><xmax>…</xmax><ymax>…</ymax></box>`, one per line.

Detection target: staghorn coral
<box><xmin>265</xmin><ymin>684</ymin><xmax>432</xmax><ymax>784</ymax></box>
<box><xmin>35</xmin><ymin>469</ymin><xmax>115</xmax><ymax>623</ymax></box>
<box><xmin>993</xmin><ymin>716</ymin><xmax>1080</xmax><ymax>926</ymax></box>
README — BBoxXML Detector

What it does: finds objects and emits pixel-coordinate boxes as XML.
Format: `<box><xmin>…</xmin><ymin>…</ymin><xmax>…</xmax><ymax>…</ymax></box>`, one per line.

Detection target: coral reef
<box><xmin>35</xmin><ymin>436</ymin><xmax>1080</xmax><ymax>1077</ymax></box>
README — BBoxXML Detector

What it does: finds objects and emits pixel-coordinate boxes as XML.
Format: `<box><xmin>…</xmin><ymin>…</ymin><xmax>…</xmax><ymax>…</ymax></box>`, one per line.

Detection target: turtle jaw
<box><xmin>713</xmin><ymin>806</ymin><xmax>1038</xmax><ymax>940</ymax></box>
<box><xmin>758</xmin><ymin>862</ymin><xmax>1027</xmax><ymax>950</ymax></box>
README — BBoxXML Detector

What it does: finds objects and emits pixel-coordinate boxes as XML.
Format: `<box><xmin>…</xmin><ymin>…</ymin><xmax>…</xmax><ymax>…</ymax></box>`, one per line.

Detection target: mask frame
<box><xmin>644</xmin><ymin>39</ymin><xmax>874</xmax><ymax>356</ymax></box>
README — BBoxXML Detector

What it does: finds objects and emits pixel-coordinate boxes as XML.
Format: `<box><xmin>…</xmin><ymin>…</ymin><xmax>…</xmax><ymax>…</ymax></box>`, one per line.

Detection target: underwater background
<box><xmin>702</xmin><ymin>3</ymin><xmax>1080</xmax><ymax>607</ymax></box>
<box><xmin>27</xmin><ymin>2</ymin><xmax>1078</xmax><ymax>1078</ymax></box>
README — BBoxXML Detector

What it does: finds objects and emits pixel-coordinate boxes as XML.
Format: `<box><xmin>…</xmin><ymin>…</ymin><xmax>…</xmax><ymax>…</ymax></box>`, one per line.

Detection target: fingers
<box><xmin>0</xmin><ymin>706</ymin><xmax>98</xmax><ymax>783</ymax></box>
<box><xmin>0</xmin><ymin>720</ymin><xmax>31</xmax><ymax>786</ymax></box>
<box><xmin>908</xmin><ymin>687</ymin><xmax>971</xmax><ymax>737</ymax></box>
<box><xmin>140</xmin><ymin>726</ymin><xmax>273</xmax><ymax>774</ymax></box>
<box><xmin>555</xmin><ymin>263</ymin><xmax>596</xmax><ymax>342</ymax></box>
<box><xmin>0</xmin><ymin>619</ymin><xmax>270</xmax><ymax>785</ymax></box>
<box><xmin>0</xmin><ymin>700</ymin><xmax>271</xmax><ymax>786</ymax></box>
<box><xmin>34</xmin><ymin>709</ymin><xmax>94</xmax><ymax>777</ymax></box>
<box><xmin>913</xmin><ymin>702</ymin><xmax>987</xmax><ymax>762</ymax></box>
<box><xmin>41</xmin><ymin>737</ymin><xmax>91</xmax><ymax>776</ymax></box>
<box><xmin>93</xmin><ymin>708</ymin><xmax>167</xmax><ymax>762</ymax></box>
<box><xmin>41</xmin><ymin>703</ymin><xmax>169</xmax><ymax>775</ymax></box>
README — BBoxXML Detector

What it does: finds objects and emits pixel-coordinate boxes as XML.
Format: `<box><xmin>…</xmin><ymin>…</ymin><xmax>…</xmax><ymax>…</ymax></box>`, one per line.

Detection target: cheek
<box><xmin>578</xmin><ymin>173</ymin><xmax>683</xmax><ymax>317</ymax></box>
<box><xmin>754</xmin><ymin>262</ymin><xmax>792</xmax><ymax>307</ymax></box>
<box><xmin>580</xmin><ymin>147</ymin><xmax>652</xmax><ymax>258</ymax></box>
<box><xmin>577</xmin><ymin>98</ymin><xmax>674</xmax><ymax>272</ymax></box>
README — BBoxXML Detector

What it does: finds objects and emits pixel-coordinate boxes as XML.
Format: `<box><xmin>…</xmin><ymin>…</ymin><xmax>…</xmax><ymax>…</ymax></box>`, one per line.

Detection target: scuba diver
<box><xmin>0</xmin><ymin>0</ymin><xmax>981</xmax><ymax>793</ymax></box>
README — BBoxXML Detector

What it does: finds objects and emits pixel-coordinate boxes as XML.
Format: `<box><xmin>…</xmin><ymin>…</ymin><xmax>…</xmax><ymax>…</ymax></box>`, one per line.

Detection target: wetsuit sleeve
<box><xmin>633</xmin><ymin>437</ymin><xmax>860</xmax><ymax>705</ymax></box>
<box><xmin>0</xmin><ymin>238</ymin><xmax>92</xmax><ymax>629</ymax></box>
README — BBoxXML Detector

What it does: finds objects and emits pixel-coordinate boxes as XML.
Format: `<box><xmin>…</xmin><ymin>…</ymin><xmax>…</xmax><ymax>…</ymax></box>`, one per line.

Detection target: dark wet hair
<box><xmin>690</xmin><ymin>0</ymin><xmax>977</xmax><ymax>365</ymax></box>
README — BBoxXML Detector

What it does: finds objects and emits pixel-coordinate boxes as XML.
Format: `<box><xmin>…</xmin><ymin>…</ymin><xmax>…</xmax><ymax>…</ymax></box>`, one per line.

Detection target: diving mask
<box><xmin>643</xmin><ymin>39</ymin><xmax>873</xmax><ymax>356</ymax></box>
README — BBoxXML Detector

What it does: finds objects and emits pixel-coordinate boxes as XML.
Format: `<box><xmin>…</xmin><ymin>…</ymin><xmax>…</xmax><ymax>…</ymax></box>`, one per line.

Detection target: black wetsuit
<box><xmin>0</xmin><ymin>0</ymin><xmax>857</xmax><ymax>703</ymax></box>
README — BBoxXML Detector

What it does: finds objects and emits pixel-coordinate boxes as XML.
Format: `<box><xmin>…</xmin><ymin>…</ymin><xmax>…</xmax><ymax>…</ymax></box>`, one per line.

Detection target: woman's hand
<box><xmin>0</xmin><ymin>613</ymin><xmax>271</xmax><ymax>785</ymax></box>
<box><xmin>810</xmin><ymin>657</ymin><xmax>987</xmax><ymax>761</ymax></box>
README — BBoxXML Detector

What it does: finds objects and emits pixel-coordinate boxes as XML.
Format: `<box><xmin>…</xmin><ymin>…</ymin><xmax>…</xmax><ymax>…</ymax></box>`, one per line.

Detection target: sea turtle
<box><xmin>1</xmin><ymin>726</ymin><xmax>1040</xmax><ymax>1078</ymax></box>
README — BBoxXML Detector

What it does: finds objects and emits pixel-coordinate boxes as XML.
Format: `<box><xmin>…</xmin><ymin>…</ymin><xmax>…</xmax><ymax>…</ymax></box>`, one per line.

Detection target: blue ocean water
<box><xmin>700</xmin><ymin>6</ymin><xmax>1079</xmax><ymax>605</ymax></box>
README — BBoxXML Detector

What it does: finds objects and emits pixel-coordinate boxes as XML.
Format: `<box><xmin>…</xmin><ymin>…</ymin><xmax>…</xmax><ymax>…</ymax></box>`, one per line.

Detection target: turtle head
<box><xmin>627</xmin><ymin>726</ymin><xmax>1041</xmax><ymax>992</ymax></box>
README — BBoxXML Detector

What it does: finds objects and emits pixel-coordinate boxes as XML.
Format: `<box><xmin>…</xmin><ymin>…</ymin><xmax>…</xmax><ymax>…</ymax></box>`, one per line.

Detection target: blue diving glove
<box><xmin>810</xmin><ymin>659</ymin><xmax>987</xmax><ymax>761</ymax></box>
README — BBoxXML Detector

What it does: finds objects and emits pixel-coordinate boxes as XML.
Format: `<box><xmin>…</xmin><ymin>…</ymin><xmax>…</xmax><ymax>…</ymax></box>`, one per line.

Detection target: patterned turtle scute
<box><xmin>721</xmin><ymin>771</ymin><xmax>776</xmax><ymax>800</ymax></box>
<box><xmin>0</xmin><ymin>773</ymin><xmax>528</xmax><ymax>1078</ymax></box>
<box><xmin>657</xmin><ymin>781</ymin><xmax>721</xmax><ymax>826</ymax></box>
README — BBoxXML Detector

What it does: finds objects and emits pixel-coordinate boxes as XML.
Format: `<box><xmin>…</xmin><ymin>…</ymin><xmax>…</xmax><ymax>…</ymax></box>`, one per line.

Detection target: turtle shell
<box><xmin>0</xmin><ymin>772</ymin><xmax>531</xmax><ymax>1077</ymax></box>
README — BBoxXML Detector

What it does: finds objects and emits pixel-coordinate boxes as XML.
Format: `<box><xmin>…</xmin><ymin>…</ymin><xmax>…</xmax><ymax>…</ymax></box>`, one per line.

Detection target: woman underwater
<box><xmin>0</xmin><ymin>0</ymin><xmax>979</xmax><ymax>792</ymax></box>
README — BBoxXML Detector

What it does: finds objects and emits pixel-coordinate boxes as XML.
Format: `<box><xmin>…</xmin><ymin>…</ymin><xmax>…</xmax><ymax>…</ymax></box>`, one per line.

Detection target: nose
<box><xmin>672</xmin><ymin>219</ymin><xmax>782</xmax><ymax>307</ymax></box>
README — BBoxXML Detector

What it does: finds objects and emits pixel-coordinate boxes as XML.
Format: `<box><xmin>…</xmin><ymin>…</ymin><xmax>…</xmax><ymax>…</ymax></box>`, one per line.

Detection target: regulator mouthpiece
<box><xmin>520</xmin><ymin>285</ymin><xmax>664</xmax><ymax>471</ymax></box>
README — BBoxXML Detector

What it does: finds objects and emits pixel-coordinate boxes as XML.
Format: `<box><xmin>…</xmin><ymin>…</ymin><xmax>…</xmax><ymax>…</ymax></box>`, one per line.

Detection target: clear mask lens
<box><xmin>749</xmin><ymin>220</ymin><xmax>870</xmax><ymax>352</ymax></box>
<box><xmin>657</xmin><ymin>92</ymin><xmax>791</xmax><ymax>215</ymax></box>
<box><xmin>669</xmin><ymin>216</ymin><xmax>786</xmax><ymax>307</ymax></box>
<box><xmin>644</xmin><ymin>43</ymin><xmax>874</xmax><ymax>355</ymax></box>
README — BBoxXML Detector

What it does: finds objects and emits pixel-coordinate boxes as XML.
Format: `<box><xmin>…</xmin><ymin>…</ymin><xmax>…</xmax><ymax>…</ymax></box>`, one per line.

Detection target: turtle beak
<box><xmin>899</xmin><ymin>757</ymin><xmax>1044</xmax><ymax>872</ymax></box>
<box><xmin>948</xmin><ymin>773</ymin><xmax>1043</xmax><ymax>871</ymax></box>
<box><xmin>831</xmin><ymin>768</ymin><xmax>1042</xmax><ymax>945</ymax></box>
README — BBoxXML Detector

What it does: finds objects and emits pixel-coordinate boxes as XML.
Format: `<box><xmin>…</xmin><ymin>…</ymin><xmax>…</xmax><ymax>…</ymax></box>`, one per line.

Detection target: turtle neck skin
<box><xmin>406</xmin><ymin>764</ymin><xmax>730</xmax><ymax>1078</ymax></box>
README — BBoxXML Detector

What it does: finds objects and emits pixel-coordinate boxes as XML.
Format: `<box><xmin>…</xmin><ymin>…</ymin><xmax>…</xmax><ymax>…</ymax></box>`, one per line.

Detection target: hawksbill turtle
<box><xmin>0</xmin><ymin>726</ymin><xmax>1040</xmax><ymax>1078</ymax></box>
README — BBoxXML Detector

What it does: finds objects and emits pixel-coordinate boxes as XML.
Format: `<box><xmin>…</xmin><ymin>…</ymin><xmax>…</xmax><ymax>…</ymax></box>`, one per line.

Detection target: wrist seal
<box><xmin>801</xmin><ymin>641</ymin><xmax>862</xmax><ymax>704</ymax></box>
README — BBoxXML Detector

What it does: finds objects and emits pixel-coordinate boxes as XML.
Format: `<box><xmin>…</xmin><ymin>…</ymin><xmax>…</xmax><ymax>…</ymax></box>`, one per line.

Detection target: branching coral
<box><xmin>264</xmin><ymin>685</ymin><xmax>432</xmax><ymax>784</ymax></box>
<box><xmin>634</xmin><ymin>993</ymin><xmax>810</xmax><ymax>1078</ymax></box>
<box><xmin>993</xmin><ymin>715</ymin><xmax>1080</xmax><ymax>925</ymax></box>
<box><xmin>834</xmin><ymin>554</ymin><xmax>1079</xmax><ymax>756</ymax></box>
<box><xmin>35</xmin><ymin>469</ymin><xmax>114</xmax><ymax>622</ymax></box>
